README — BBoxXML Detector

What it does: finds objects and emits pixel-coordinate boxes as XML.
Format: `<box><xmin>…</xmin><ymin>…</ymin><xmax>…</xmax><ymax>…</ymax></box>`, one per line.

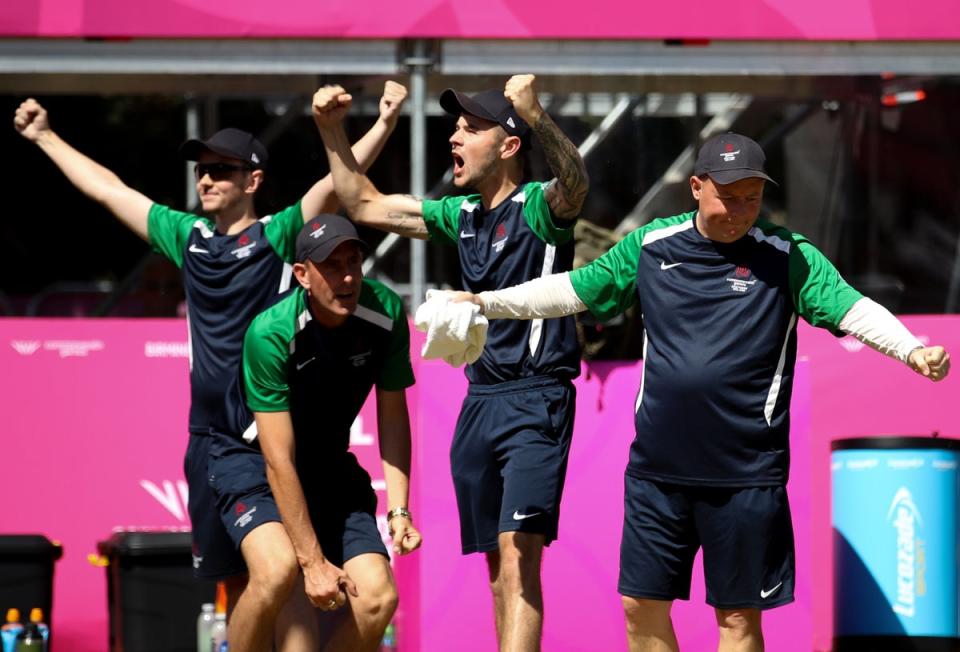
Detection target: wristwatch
<box><xmin>387</xmin><ymin>507</ymin><xmax>412</xmax><ymax>521</ymax></box>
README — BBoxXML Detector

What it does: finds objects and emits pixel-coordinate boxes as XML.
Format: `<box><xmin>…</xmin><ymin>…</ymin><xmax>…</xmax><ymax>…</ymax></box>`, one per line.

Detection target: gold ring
<box><xmin>327</xmin><ymin>599</ymin><xmax>337</xmax><ymax>609</ymax></box>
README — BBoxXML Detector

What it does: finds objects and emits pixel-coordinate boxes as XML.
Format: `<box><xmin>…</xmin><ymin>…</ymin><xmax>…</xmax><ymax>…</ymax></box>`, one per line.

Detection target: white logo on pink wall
<box><xmin>140</xmin><ymin>479</ymin><xmax>190</xmax><ymax>522</ymax></box>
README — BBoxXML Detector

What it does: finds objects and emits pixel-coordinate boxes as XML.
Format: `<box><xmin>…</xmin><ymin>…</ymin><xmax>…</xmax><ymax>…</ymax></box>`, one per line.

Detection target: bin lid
<box><xmin>0</xmin><ymin>535</ymin><xmax>63</xmax><ymax>560</ymax></box>
<box><xmin>831</xmin><ymin>435</ymin><xmax>960</xmax><ymax>451</ymax></box>
<box><xmin>96</xmin><ymin>530</ymin><xmax>194</xmax><ymax>558</ymax></box>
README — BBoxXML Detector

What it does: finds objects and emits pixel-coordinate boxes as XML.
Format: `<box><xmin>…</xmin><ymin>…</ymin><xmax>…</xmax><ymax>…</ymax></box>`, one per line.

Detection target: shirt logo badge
<box><xmin>660</xmin><ymin>261</ymin><xmax>683</xmax><ymax>270</ymax></box>
<box><xmin>492</xmin><ymin>223</ymin><xmax>508</xmax><ymax>253</ymax></box>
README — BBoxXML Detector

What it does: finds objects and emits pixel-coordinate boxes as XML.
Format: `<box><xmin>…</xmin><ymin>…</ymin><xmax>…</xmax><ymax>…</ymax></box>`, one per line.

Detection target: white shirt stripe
<box><xmin>764</xmin><ymin>313</ymin><xmax>797</xmax><ymax>425</ymax></box>
<box><xmin>635</xmin><ymin>326</ymin><xmax>648</xmax><ymax>414</ymax></box>
<box><xmin>748</xmin><ymin>227</ymin><xmax>791</xmax><ymax>254</ymax></box>
<box><xmin>354</xmin><ymin>305</ymin><xmax>394</xmax><ymax>332</ymax></box>
<box><xmin>528</xmin><ymin>243</ymin><xmax>556</xmax><ymax>356</ymax></box>
<box><xmin>641</xmin><ymin>220</ymin><xmax>695</xmax><ymax>246</ymax></box>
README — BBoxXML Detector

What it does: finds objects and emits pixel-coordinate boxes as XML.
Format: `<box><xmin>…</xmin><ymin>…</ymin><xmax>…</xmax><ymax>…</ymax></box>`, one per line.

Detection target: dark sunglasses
<box><xmin>194</xmin><ymin>162</ymin><xmax>252</xmax><ymax>180</ymax></box>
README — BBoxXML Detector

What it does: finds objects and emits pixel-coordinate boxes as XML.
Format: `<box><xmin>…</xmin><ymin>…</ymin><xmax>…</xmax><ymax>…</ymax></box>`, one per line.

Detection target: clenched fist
<box><xmin>504</xmin><ymin>74</ymin><xmax>544</xmax><ymax>126</ymax></box>
<box><xmin>908</xmin><ymin>345</ymin><xmax>951</xmax><ymax>382</ymax></box>
<box><xmin>312</xmin><ymin>85</ymin><xmax>352</xmax><ymax>129</ymax></box>
<box><xmin>378</xmin><ymin>80</ymin><xmax>408</xmax><ymax>128</ymax></box>
<box><xmin>13</xmin><ymin>98</ymin><xmax>50</xmax><ymax>142</ymax></box>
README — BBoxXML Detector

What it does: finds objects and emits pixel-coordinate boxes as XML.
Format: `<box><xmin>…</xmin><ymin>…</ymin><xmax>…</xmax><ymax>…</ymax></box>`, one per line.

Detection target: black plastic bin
<box><xmin>97</xmin><ymin>531</ymin><xmax>216</xmax><ymax>652</ymax></box>
<box><xmin>0</xmin><ymin>535</ymin><xmax>62</xmax><ymax>650</ymax></box>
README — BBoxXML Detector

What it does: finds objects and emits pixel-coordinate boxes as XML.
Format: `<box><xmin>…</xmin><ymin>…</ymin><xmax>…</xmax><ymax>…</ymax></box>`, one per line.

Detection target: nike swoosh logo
<box><xmin>296</xmin><ymin>357</ymin><xmax>315</xmax><ymax>371</ymax></box>
<box><xmin>460</xmin><ymin>231</ymin><xmax>476</xmax><ymax>239</ymax></box>
<box><xmin>660</xmin><ymin>261</ymin><xmax>683</xmax><ymax>270</ymax></box>
<box><xmin>189</xmin><ymin>244</ymin><xmax>210</xmax><ymax>254</ymax></box>
<box><xmin>760</xmin><ymin>581</ymin><xmax>783</xmax><ymax>599</ymax></box>
<box><xmin>512</xmin><ymin>510</ymin><xmax>542</xmax><ymax>521</ymax></box>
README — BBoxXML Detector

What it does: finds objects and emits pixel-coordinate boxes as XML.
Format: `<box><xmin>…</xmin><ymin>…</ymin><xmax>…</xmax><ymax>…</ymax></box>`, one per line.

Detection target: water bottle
<box><xmin>0</xmin><ymin>609</ymin><xmax>23</xmax><ymax>652</ymax></box>
<box><xmin>209</xmin><ymin>612</ymin><xmax>227</xmax><ymax>652</ymax></box>
<box><xmin>378</xmin><ymin>621</ymin><xmax>397</xmax><ymax>651</ymax></box>
<box><xmin>26</xmin><ymin>611</ymin><xmax>47</xmax><ymax>652</ymax></box>
<box><xmin>196</xmin><ymin>603</ymin><xmax>214</xmax><ymax>652</ymax></box>
<box><xmin>13</xmin><ymin>623</ymin><xmax>42</xmax><ymax>652</ymax></box>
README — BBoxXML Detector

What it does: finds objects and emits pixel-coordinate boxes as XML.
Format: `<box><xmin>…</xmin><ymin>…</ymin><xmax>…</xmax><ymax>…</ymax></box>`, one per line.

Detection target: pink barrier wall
<box><xmin>1</xmin><ymin>316</ymin><xmax>957</xmax><ymax>651</ymax></box>
<box><xmin>4</xmin><ymin>0</ymin><xmax>960</xmax><ymax>39</ymax></box>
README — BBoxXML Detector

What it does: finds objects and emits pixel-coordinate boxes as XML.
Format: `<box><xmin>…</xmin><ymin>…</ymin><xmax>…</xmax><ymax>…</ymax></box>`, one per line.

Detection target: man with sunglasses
<box><xmin>14</xmin><ymin>83</ymin><xmax>408</xmax><ymax>643</ymax></box>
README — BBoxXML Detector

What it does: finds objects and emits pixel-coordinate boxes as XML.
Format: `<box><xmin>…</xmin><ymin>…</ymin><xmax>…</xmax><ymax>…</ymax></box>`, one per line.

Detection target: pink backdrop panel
<box><xmin>3</xmin><ymin>0</ymin><xmax>960</xmax><ymax>39</ymax></box>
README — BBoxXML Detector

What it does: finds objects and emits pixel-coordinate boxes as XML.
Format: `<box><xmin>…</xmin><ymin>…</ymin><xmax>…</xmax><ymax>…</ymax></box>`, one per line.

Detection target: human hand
<box><xmin>389</xmin><ymin>516</ymin><xmax>422</xmax><ymax>555</ymax></box>
<box><xmin>14</xmin><ymin>98</ymin><xmax>50</xmax><ymax>142</ymax></box>
<box><xmin>302</xmin><ymin>557</ymin><xmax>358</xmax><ymax>611</ymax></box>
<box><xmin>908</xmin><ymin>346</ymin><xmax>950</xmax><ymax>382</ymax></box>
<box><xmin>503</xmin><ymin>74</ymin><xmax>543</xmax><ymax>126</ymax></box>
<box><xmin>379</xmin><ymin>81</ymin><xmax>408</xmax><ymax>129</ymax></box>
<box><xmin>312</xmin><ymin>85</ymin><xmax>353</xmax><ymax>129</ymax></box>
<box><xmin>447</xmin><ymin>290</ymin><xmax>484</xmax><ymax>313</ymax></box>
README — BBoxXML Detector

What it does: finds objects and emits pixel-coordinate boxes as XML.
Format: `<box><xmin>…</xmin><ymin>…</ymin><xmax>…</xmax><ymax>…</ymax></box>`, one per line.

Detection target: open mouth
<box><xmin>452</xmin><ymin>152</ymin><xmax>464</xmax><ymax>176</ymax></box>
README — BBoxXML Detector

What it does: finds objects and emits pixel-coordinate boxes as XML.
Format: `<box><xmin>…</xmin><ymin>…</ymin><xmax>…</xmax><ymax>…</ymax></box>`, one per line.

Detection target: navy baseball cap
<box><xmin>694</xmin><ymin>133</ymin><xmax>777</xmax><ymax>186</ymax></box>
<box><xmin>440</xmin><ymin>88</ymin><xmax>530</xmax><ymax>139</ymax></box>
<box><xmin>296</xmin><ymin>215</ymin><xmax>369</xmax><ymax>264</ymax></box>
<box><xmin>180</xmin><ymin>128</ymin><xmax>268</xmax><ymax>169</ymax></box>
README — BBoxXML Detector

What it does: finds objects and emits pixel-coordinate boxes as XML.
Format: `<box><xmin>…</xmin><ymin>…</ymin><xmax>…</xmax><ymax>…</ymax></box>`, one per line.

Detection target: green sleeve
<box><xmin>789</xmin><ymin>236</ymin><xmax>864</xmax><ymax>333</ymax></box>
<box><xmin>421</xmin><ymin>195</ymin><xmax>472</xmax><ymax>246</ymax></box>
<box><xmin>262</xmin><ymin>202</ymin><xmax>304</xmax><ymax>264</ymax></box>
<box><xmin>242</xmin><ymin>314</ymin><xmax>291</xmax><ymax>413</ymax></box>
<box><xmin>521</xmin><ymin>181</ymin><xmax>575</xmax><ymax>246</ymax></box>
<box><xmin>569</xmin><ymin>229</ymin><xmax>643</xmax><ymax>321</ymax></box>
<box><xmin>147</xmin><ymin>204</ymin><xmax>208</xmax><ymax>269</ymax></box>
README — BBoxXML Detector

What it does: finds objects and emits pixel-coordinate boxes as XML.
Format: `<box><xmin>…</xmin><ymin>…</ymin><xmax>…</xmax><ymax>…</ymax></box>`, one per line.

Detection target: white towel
<box><xmin>414</xmin><ymin>289</ymin><xmax>488</xmax><ymax>367</ymax></box>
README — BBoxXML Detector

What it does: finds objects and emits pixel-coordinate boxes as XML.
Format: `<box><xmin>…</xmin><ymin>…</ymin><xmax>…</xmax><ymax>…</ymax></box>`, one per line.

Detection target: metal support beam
<box><xmin>406</xmin><ymin>40</ymin><xmax>431</xmax><ymax>309</ymax></box>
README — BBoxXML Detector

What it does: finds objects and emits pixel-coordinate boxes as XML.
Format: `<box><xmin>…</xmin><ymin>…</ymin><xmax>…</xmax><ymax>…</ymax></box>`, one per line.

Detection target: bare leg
<box><xmin>322</xmin><ymin>553</ymin><xmax>398</xmax><ymax>652</ymax></box>
<box><xmin>486</xmin><ymin>549</ymin><xmax>505</xmax><ymax>648</ymax></box>
<box><xmin>227</xmin><ymin>522</ymin><xmax>299</xmax><ymax>652</ymax></box>
<box><xmin>716</xmin><ymin>608</ymin><xmax>763</xmax><ymax>652</ymax></box>
<box><xmin>274</xmin><ymin>574</ymin><xmax>320</xmax><ymax>652</ymax></box>
<box><xmin>622</xmin><ymin>597</ymin><xmax>679</xmax><ymax>652</ymax></box>
<box><xmin>495</xmin><ymin>531</ymin><xmax>544</xmax><ymax>652</ymax></box>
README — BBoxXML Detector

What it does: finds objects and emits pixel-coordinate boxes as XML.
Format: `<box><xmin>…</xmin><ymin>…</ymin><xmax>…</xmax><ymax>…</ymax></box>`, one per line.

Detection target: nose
<box><xmin>449</xmin><ymin>128</ymin><xmax>462</xmax><ymax>146</ymax></box>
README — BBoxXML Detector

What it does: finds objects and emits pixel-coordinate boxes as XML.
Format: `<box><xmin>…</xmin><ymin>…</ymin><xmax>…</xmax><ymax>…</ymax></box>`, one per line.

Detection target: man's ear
<box><xmin>500</xmin><ymin>135</ymin><xmax>523</xmax><ymax>161</ymax></box>
<box><xmin>689</xmin><ymin>175</ymin><xmax>703</xmax><ymax>201</ymax></box>
<box><xmin>246</xmin><ymin>169</ymin><xmax>265</xmax><ymax>194</ymax></box>
<box><xmin>293</xmin><ymin>262</ymin><xmax>310</xmax><ymax>289</ymax></box>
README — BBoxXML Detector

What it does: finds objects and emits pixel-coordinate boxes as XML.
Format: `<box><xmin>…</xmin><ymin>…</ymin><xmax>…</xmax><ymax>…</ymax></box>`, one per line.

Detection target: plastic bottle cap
<box><xmin>28</xmin><ymin>609</ymin><xmax>43</xmax><ymax>624</ymax></box>
<box><xmin>201</xmin><ymin>603</ymin><xmax>214</xmax><ymax>613</ymax></box>
<box><xmin>5</xmin><ymin>609</ymin><xmax>19</xmax><ymax>623</ymax></box>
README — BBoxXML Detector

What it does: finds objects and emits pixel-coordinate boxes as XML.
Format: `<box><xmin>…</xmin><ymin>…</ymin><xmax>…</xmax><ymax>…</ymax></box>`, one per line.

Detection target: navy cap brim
<box><xmin>299</xmin><ymin>235</ymin><xmax>369</xmax><ymax>264</ymax></box>
<box><xmin>706</xmin><ymin>169</ymin><xmax>778</xmax><ymax>186</ymax></box>
<box><xmin>439</xmin><ymin>89</ymin><xmax>499</xmax><ymax>124</ymax></box>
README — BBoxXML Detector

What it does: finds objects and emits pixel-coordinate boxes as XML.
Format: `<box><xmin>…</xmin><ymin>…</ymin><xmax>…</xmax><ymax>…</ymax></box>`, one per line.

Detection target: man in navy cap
<box><xmin>313</xmin><ymin>75</ymin><xmax>589</xmax><ymax>652</ymax></box>
<box><xmin>444</xmin><ymin>132</ymin><xmax>951</xmax><ymax>651</ymax></box>
<box><xmin>209</xmin><ymin>214</ymin><xmax>420</xmax><ymax>652</ymax></box>
<box><xmin>14</xmin><ymin>83</ymin><xmax>408</xmax><ymax>648</ymax></box>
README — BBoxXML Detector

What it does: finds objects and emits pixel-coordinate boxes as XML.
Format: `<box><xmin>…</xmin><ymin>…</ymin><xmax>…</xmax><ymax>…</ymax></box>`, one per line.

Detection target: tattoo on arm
<box><xmin>386</xmin><ymin>212</ymin><xmax>429</xmax><ymax>238</ymax></box>
<box><xmin>533</xmin><ymin>112</ymin><xmax>589</xmax><ymax>219</ymax></box>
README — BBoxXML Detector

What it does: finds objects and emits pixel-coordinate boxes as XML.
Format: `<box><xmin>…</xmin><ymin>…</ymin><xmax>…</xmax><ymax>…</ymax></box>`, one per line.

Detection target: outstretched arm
<box><xmin>312</xmin><ymin>85</ymin><xmax>429</xmax><ymax>240</ymax></box>
<box><xmin>255</xmin><ymin>410</ymin><xmax>358</xmax><ymax>610</ymax></box>
<box><xmin>449</xmin><ymin>271</ymin><xmax>588</xmax><ymax>319</ymax></box>
<box><xmin>375</xmin><ymin>389</ymin><xmax>422</xmax><ymax>556</ymax></box>
<box><xmin>14</xmin><ymin>98</ymin><xmax>154</xmax><ymax>240</ymax></box>
<box><xmin>838</xmin><ymin>298</ymin><xmax>950</xmax><ymax>382</ymax></box>
<box><xmin>300</xmin><ymin>81</ymin><xmax>409</xmax><ymax>221</ymax></box>
<box><xmin>504</xmin><ymin>75</ymin><xmax>589</xmax><ymax>220</ymax></box>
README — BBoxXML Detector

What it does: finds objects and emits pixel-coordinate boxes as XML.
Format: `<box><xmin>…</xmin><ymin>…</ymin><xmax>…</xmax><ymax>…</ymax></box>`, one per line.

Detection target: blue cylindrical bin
<box><xmin>832</xmin><ymin>436</ymin><xmax>959</xmax><ymax>652</ymax></box>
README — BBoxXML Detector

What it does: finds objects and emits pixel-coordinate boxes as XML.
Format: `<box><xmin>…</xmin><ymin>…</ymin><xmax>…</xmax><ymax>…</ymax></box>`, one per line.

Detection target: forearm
<box><xmin>532</xmin><ymin>112</ymin><xmax>589</xmax><ymax>219</ymax></box>
<box><xmin>265</xmin><ymin>461</ymin><xmax>325</xmax><ymax>567</ymax></box>
<box><xmin>318</xmin><ymin>122</ymin><xmax>429</xmax><ymax>239</ymax></box>
<box><xmin>478</xmin><ymin>272</ymin><xmax>587</xmax><ymax>319</ymax></box>
<box><xmin>838</xmin><ymin>297</ymin><xmax>923</xmax><ymax>364</ymax></box>
<box><xmin>351</xmin><ymin>117</ymin><xmax>395</xmax><ymax>174</ymax></box>
<box><xmin>34</xmin><ymin>129</ymin><xmax>151</xmax><ymax>239</ymax></box>
<box><xmin>377</xmin><ymin>395</ymin><xmax>412</xmax><ymax>511</ymax></box>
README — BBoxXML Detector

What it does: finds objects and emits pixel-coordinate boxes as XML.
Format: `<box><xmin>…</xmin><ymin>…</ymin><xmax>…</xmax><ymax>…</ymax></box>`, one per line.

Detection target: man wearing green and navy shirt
<box><xmin>209</xmin><ymin>214</ymin><xmax>420</xmax><ymax>652</ymax></box>
<box><xmin>313</xmin><ymin>75</ymin><xmax>589</xmax><ymax>652</ymax></box>
<box><xmin>14</xmin><ymin>86</ymin><xmax>408</xmax><ymax>648</ymax></box>
<box><xmin>452</xmin><ymin>133</ymin><xmax>950</xmax><ymax>652</ymax></box>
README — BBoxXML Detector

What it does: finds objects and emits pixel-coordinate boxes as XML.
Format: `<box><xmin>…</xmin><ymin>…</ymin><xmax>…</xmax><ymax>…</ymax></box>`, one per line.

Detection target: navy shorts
<box><xmin>450</xmin><ymin>376</ymin><xmax>576</xmax><ymax>554</ymax></box>
<box><xmin>618</xmin><ymin>476</ymin><xmax>795</xmax><ymax>610</ymax></box>
<box><xmin>184</xmin><ymin>433</ymin><xmax>247</xmax><ymax>580</ymax></box>
<box><xmin>209</xmin><ymin>437</ymin><xmax>387</xmax><ymax>568</ymax></box>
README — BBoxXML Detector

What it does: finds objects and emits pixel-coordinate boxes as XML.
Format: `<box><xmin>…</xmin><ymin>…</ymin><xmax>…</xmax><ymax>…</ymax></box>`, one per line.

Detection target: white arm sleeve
<box><xmin>838</xmin><ymin>297</ymin><xmax>924</xmax><ymax>364</ymax></box>
<box><xmin>478</xmin><ymin>272</ymin><xmax>587</xmax><ymax>320</ymax></box>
